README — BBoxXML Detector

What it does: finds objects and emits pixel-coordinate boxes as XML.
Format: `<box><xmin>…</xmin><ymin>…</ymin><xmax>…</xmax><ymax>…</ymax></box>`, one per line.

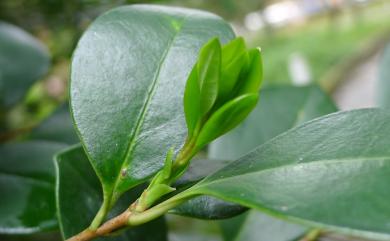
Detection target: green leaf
<box><xmin>221</xmin><ymin>37</ymin><xmax>246</xmax><ymax>67</ymax></box>
<box><xmin>184</xmin><ymin>67</ymin><xmax>201</xmax><ymax>137</ymax></box>
<box><xmin>70</xmin><ymin>4</ymin><xmax>234</xmax><ymax>209</ymax></box>
<box><xmin>209</xmin><ymin>85</ymin><xmax>338</xmax><ymax>160</ymax></box>
<box><xmin>219</xmin><ymin>212</ymin><xmax>306</xmax><ymax>241</ymax></box>
<box><xmin>0</xmin><ymin>22</ymin><xmax>49</xmax><ymax>110</ymax></box>
<box><xmin>377</xmin><ymin>43</ymin><xmax>390</xmax><ymax>108</ymax></box>
<box><xmin>30</xmin><ymin>104</ymin><xmax>78</xmax><ymax>144</ymax></box>
<box><xmin>209</xmin><ymin>85</ymin><xmax>336</xmax><ymax>240</ymax></box>
<box><xmin>55</xmin><ymin>145</ymin><xmax>168</xmax><ymax>240</ymax></box>
<box><xmin>185</xmin><ymin>108</ymin><xmax>390</xmax><ymax>240</ymax></box>
<box><xmin>196</xmin><ymin>94</ymin><xmax>258</xmax><ymax>148</ymax></box>
<box><xmin>0</xmin><ymin>141</ymin><xmax>67</xmax><ymax>234</ymax></box>
<box><xmin>218</xmin><ymin>37</ymin><xmax>248</xmax><ymax>101</ymax></box>
<box><xmin>197</xmin><ymin>38</ymin><xmax>221</xmax><ymax>116</ymax></box>
<box><xmin>237</xmin><ymin>48</ymin><xmax>262</xmax><ymax>95</ymax></box>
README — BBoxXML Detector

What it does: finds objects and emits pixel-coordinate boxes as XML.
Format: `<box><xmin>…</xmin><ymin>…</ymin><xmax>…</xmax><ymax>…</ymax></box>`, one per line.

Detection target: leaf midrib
<box><xmin>111</xmin><ymin>14</ymin><xmax>190</xmax><ymax>196</ymax></box>
<box><xmin>191</xmin><ymin>156</ymin><xmax>390</xmax><ymax>191</ymax></box>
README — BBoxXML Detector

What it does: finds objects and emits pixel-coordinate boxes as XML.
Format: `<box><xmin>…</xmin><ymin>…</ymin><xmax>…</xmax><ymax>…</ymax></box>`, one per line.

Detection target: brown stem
<box><xmin>66</xmin><ymin>210</ymin><xmax>131</xmax><ymax>241</ymax></box>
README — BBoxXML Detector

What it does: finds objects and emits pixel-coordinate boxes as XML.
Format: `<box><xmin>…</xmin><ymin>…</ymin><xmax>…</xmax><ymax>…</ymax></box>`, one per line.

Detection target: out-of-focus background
<box><xmin>1</xmin><ymin>1</ymin><xmax>390</xmax><ymax>241</ymax></box>
<box><xmin>0</xmin><ymin>0</ymin><xmax>389</xmax><ymax>131</ymax></box>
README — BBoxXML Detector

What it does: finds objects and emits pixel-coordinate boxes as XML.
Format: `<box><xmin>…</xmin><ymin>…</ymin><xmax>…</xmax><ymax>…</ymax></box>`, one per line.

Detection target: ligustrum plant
<box><xmin>3</xmin><ymin>4</ymin><xmax>390</xmax><ymax>241</ymax></box>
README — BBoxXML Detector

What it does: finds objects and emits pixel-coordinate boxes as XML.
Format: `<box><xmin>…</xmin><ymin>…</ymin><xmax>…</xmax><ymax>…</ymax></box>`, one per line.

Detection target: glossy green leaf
<box><xmin>221</xmin><ymin>37</ymin><xmax>246</xmax><ymax>67</ymax></box>
<box><xmin>209</xmin><ymin>85</ymin><xmax>338</xmax><ymax>160</ymax></box>
<box><xmin>70</xmin><ymin>4</ymin><xmax>234</xmax><ymax>208</ymax></box>
<box><xmin>197</xmin><ymin>94</ymin><xmax>258</xmax><ymax>148</ymax></box>
<box><xmin>185</xmin><ymin>109</ymin><xmax>390</xmax><ymax>240</ymax></box>
<box><xmin>55</xmin><ymin>145</ymin><xmax>168</xmax><ymax>240</ymax></box>
<box><xmin>184</xmin><ymin>67</ymin><xmax>201</xmax><ymax>137</ymax></box>
<box><xmin>197</xmin><ymin>38</ymin><xmax>221</xmax><ymax>116</ymax></box>
<box><xmin>377</xmin><ymin>43</ymin><xmax>390</xmax><ymax>108</ymax></box>
<box><xmin>0</xmin><ymin>141</ymin><xmax>67</xmax><ymax>234</ymax></box>
<box><xmin>218</xmin><ymin>37</ymin><xmax>248</xmax><ymax>101</ymax></box>
<box><xmin>30</xmin><ymin>104</ymin><xmax>78</xmax><ymax>144</ymax></box>
<box><xmin>237</xmin><ymin>48</ymin><xmax>263</xmax><ymax>96</ymax></box>
<box><xmin>219</xmin><ymin>212</ymin><xmax>306</xmax><ymax>241</ymax></box>
<box><xmin>0</xmin><ymin>22</ymin><xmax>49</xmax><ymax>110</ymax></box>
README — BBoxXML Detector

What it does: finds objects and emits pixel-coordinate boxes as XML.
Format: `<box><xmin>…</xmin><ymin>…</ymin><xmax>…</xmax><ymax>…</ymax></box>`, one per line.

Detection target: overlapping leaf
<box><xmin>0</xmin><ymin>141</ymin><xmax>66</xmax><ymax>234</ymax></box>
<box><xmin>70</xmin><ymin>5</ymin><xmax>235</xmax><ymax>210</ymax></box>
<box><xmin>183</xmin><ymin>109</ymin><xmax>390</xmax><ymax>240</ymax></box>
<box><xmin>55</xmin><ymin>145</ymin><xmax>168</xmax><ymax>240</ymax></box>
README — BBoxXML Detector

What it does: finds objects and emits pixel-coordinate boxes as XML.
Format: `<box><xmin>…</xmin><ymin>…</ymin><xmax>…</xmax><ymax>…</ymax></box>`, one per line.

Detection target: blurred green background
<box><xmin>1</xmin><ymin>1</ymin><xmax>390</xmax><ymax>241</ymax></box>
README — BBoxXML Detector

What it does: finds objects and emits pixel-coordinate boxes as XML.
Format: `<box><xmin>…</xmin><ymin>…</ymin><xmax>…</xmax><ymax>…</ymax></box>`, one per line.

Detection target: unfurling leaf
<box><xmin>184</xmin><ymin>67</ymin><xmax>201</xmax><ymax>138</ymax></box>
<box><xmin>197</xmin><ymin>37</ymin><xmax>221</xmax><ymax>116</ymax></box>
<box><xmin>183</xmin><ymin>37</ymin><xmax>263</xmax><ymax>151</ymax></box>
<box><xmin>237</xmin><ymin>48</ymin><xmax>263</xmax><ymax>95</ymax></box>
<box><xmin>196</xmin><ymin>94</ymin><xmax>258</xmax><ymax>148</ymax></box>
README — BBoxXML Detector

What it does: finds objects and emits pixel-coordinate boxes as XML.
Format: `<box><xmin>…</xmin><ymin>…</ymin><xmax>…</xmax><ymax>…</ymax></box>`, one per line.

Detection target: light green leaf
<box><xmin>55</xmin><ymin>145</ymin><xmax>168</xmax><ymax>240</ymax></box>
<box><xmin>196</xmin><ymin>94</ymin><xmax>258</xmax><ymax>148</ymax></box>
<box><xmin>237</xmin><ymin>48</ymin><xmax>262</xmax><ymax>95</ymax></box>
<box><xmin>221</xmin><ymin>37</ymin><xmax>246</xmax><ymax>67</ymax></box>
<box><xmin>377</xmin><ymin>43</ymin><xmax>390</xmax><ymax>108</ymax></box>
<box><xmin>30</xmin><ymin>104</ymin><xmax>78</xmax><ymax>144</ymax></box>
<box><xmin>197</xmin><ymin>38</ymin><xmax>221</xmax><ymax>116</ymax></box>
<box><xmin>184</xmin><ymin>67</ymin><xmax>201</xmax><ymax>137</ymax></box>
<box><xmin>185</xmin><ymin>108</ymin><xmax>390</xmax><ymax>240</ymax></box>
<box><xmin>0</xmin><ymin>22</ymin><xmax>49</xmax><ymax>110</ymax></box>
<box><xmin>70</xmin><ymin>4</ymin><xmax>234</xmax><ymax>211</ymax></box>
<box><xmin>218</xmin><ymin>37</ymin><xmax>248</xmax><ymax>101</ymax></box>
<box><xmin>0</xmin><ymin>141</ymin><xmax>67</xmax><ymax>234</ymax></box>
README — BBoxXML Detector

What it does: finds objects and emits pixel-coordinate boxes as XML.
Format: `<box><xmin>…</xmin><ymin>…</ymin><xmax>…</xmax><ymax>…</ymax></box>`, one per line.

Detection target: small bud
<box><xmin>183</xmin><ymin>37</ymin><xmax>263</xmax><ymax>150</ymax></box>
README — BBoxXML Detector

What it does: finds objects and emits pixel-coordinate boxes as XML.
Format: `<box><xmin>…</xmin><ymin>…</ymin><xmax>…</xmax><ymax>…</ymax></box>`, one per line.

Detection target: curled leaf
<box><xmin>237</xmin><ymin>48</ymin><xmax>263</xmax><ymax>95</ymax></box>
<box><xmin>196</xmin><ymin>93</ymin><xmax>259</xmax><ymax>148</ymax></box>
<box><xmin>218</xmin><ymin>37</ymin><xmax>248</xmax><ymax>101</ymax></box>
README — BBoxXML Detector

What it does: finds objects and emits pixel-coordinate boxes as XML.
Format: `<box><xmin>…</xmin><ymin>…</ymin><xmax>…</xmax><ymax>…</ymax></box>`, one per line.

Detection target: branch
<box><xmin>67</xmin><ymin>210</ymin><xmax>131</xmax><ymax>241</ymax></box>
<box><xmin>66</xmin><ymin>193</ymin><xmax>190</xmax><ymax>241</ymax></box>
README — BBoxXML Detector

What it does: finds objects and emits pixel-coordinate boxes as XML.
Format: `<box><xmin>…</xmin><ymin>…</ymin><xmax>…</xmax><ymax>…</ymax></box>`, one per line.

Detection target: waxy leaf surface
<box><xmin>0</xmin><ymin>22</ymin><xmax>49</xmax><ymax>110</ymax></box>
<box><xmin>0</xmin><ymin>141</ymin><xmax>66</xmax><ymax>234</ymax></box>
<box><xmin>70</xmin><ymin>5</ymin><xmax>234</xmax><ymax>204</ymax></box>
<box><xmin>55</xmin><ymin>145</ymin><xmax>168</xmax><ymax>240</ymax></box>
<box><xmin>187</xmin><ymin>109</ymin><xmax>390</xmax><ymax>240</ymax></box>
